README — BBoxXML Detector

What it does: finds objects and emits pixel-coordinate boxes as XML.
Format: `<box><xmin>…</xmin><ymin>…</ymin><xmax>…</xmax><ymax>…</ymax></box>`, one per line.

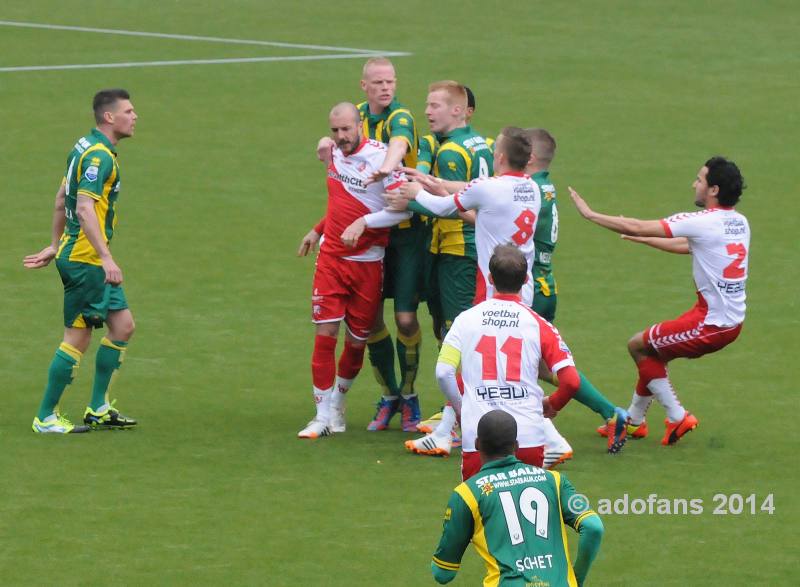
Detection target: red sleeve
<box><xmin>547</xmin><ymin>366</ymin><xmax>580</xmax><ymax>411</ymax></box>
<box><xmin>537</xmin><ymin>316</ymin><xmax>574</xmax><ymax>373</ymax></box>
<box><xmin>314</xmin><ymin>217</ymin><xmax>326</xmax><ymax>234</ymax></box>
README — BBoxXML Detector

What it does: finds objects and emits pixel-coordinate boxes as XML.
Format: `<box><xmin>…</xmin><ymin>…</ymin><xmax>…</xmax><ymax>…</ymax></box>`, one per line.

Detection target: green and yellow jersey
<box><xmin>433</xmin><ymin>456</ymin><xmax>600</xmax><ymax>587</ymax></box>
<box><xmin>418</xmin><ymin>132</ymin><xmax>494</xmax><ymax>174</ymax></box>
<box><xmin>430</xmin><ymin>125</ymin><xmax>493</xmax><ymax>258</ymax></box>
<box><xmin>56</xmin><ymin>128</ymin><xmax>121</xmax><ymax>266</ymax></box>
<box><xmin>532</xmin><ymin>171</ymin><xmax>558</xmax><ymax>297</ymax></box>
<box><xmin>357</xmin><ymin>97</ymin><xmax>418</xmax><ymax>168</ymax></box>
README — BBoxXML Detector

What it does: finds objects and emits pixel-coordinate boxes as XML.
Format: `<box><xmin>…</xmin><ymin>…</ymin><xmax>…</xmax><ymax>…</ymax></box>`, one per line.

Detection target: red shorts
<box><xmin>461</xmin><ymin>446</ymin><xmax>544</xmax><ymax>481</ymax></box>
<box><xmin>311</xmin><ymin>252</ymin><xmax>383</xmax><ymax>340</ymax></box>
<box><xmin>645</xmin><ymin>303</ymin><xmax>742</xmax><ymax>361</ymax></box>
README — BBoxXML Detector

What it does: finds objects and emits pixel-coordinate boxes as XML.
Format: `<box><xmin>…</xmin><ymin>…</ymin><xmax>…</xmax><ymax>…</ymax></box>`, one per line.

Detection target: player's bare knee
<box><xmin>627</xmin><ymin>332</ymin><xmax>647</xmax><ymax>361</ymax></box>
<box><xmin>394</xmin><ymin>312</ymin><xmax>419</xmax><ymax>337</ymax></box>
<box><xmin>315</xmin><ymin>322</ymin><xmax>339</xmax><ymax>338</ymax></box>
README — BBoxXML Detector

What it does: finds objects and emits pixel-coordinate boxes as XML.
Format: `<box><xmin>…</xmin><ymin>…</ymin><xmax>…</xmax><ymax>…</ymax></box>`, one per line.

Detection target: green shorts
<box><xmin>56</xmin><ymin>258</ymin><xmax>128</xmax><ymax>328</ymax></box>
<box><xmin>427</xmin><ymin>253</ymin><xmax>476</xmax><ymax>336</ymax></box>
<box><xmin>532</xmin><ymin>271</ymin><xmax>557</xmax><ymax>323</ymax></box>
<box><xmin>383</xmin><ymin>222</ymin><xmax>426</xmax><ymax>313</ymax></box>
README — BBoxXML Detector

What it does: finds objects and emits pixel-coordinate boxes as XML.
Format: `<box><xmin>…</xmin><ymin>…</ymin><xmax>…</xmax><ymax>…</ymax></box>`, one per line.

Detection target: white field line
<box><xmin>0</xmin><ymin>20</ymin><xmax>395</xmax><ymax>54</ymax></box>
<box><xmin>0</xmin><ymin>52</ymin><xmax>409</xmax><ymax>73</ymax></box>
<box><xmin>0</xmin><ymin>20</ymin><xmax>411</xmax><ymax>73</ymax></box>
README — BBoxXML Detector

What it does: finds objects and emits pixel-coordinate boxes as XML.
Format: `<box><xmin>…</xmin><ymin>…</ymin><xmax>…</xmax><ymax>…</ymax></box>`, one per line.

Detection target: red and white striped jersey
<box><xmin>442</xmin><ymin>293</ymin><xmax>574</xmax><ymax>451</ymax></box>
<box><xmin>320</xmin><ymin>138</ymin><xmax>403</xmax><ymax>261</ymax></box>
<box><xmin>661</xmin><ymin>207</ymin><xmax>750</xmax><ymax>326</ymax></box>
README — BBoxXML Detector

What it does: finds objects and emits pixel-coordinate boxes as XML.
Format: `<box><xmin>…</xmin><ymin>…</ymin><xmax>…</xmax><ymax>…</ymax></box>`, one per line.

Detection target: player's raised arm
<box><xmin>23</xmin><ymin>182</ymin><xmax>67</xmax><ymax>269</ymax></box>
<box><xmin>568</xmin><ymin>186</ymin><xmax>667</xmax><ymax>237</ymax></box>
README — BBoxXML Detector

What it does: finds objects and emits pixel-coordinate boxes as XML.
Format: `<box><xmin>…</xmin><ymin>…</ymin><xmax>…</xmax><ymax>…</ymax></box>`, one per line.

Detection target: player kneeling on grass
<box><xmin>25</xmin><ymin>89</ymin><xmax>139</xmax><ymax>434</ymax></box>
<box><xmin>432</xmin><ymin>410</ymin><xmax>603</xmax><ymax>586</ymax></box>
<box><xmin>569</xmin><ymin>157</ymin><xmax>749</xmax><ymax>445</ymax></box>
<box><xmin>297</xmin><ymin>102</ymin><xmax>411</xmax><ymax>439</ymax></box>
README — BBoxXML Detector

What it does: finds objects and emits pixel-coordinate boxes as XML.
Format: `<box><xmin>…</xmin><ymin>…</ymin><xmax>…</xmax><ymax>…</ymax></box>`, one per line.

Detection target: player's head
<box><xmin>694</xmin><ymin>156</ymin><xmax>746</xmax><ymax>208</ymax></box>
<box><xmin>465</xmin><ymin>86</ymin><xmax>476</xmax><ymax>122</ymax></box>
<box><xmin>426</xmin><ymin>81</ymin><xmax>468</xmax><ymax>134</ymax></box>
<box><xmin>488</xmin><ymin>244</ymin><xmax>528</xmax><ymax>294</ymax></box>
<box><xmin>523</xmin><ymin>128</ymin><xmax>557</xmax><ymax>172</ymax></box>
<box><xmin>493</xmin><ymin>127</ymin><xmax>532</xmax><ymax>174</ymax></box>
<box><xmin>475</xmin><ymin>410</ymin><xmax>519</xmax><ymax>462</ymax></box>
<box><xmin>93</xmin><ymin>89</ymin><xmax>136</xmax><ymax>140</ymax></box>
<box><xmin>361</xmin><ymin>57</ymin><xmax>396</xmax><ymax>110</ymax></box>
<box><xmin>329</xmin><ymin>102</ymin><xmax>362</xmax><ymax>155</ymax></box>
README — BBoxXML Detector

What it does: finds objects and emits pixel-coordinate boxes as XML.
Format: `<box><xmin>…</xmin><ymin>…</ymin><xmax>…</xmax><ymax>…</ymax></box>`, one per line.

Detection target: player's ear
<box><xmin>513</xmin><ymin>440</ymin><xmax>519</xmax><ymax>453</ymax></box>
<box><xmin>475</xmin><ymin>436</ymin><xmax>482</xmax><ymax>452</ymax></box>
<box><xmin>488</xmin><ymin>274</ymin><xmax>494</xmax><ymax>285</ymax></box>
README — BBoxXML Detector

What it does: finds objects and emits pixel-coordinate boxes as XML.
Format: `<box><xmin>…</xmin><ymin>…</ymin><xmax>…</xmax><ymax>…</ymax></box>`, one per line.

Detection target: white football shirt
<box><xmin>416</xmin><ymin>172</ymin><xmax>542</xmax><ymax>304</ymax></box>
<box><xmin>442</xmin><ymin>294</ymin><xmax>574</xmax><ymax>452</ymax></box>
<box><xmin>661</xmin><ymin>207</ymin><xmax>750</xmax><ymax>326</ymax></box>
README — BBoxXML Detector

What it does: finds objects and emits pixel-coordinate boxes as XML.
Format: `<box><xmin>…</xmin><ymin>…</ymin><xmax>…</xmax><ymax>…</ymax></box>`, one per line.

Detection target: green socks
<box><xmin>397</xmin><ymin>329</ymin><xmax>421</xmax><ymax>395</ymax></box>
<box><xmin>574</xmin><ymin>371</ymin><xmax>616</xmax><ymax>420</ymax></box>
<box><xmin>37</xmin><ymin>342</ymin><xmax>82</xmax><ymax>420</ymax></box>
<box><xmin>90</xmin><ymin>338</ymin><xmax>127</xmax><ymax>410</ymax></box>
<box><xmin>367</xmin><ymin>327</ymin><xmax>399</xmax><ymax>397</ymax></box>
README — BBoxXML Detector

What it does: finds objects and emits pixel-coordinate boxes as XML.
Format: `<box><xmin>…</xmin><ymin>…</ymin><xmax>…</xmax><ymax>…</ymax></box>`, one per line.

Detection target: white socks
<box><xmin>647</xmin><ymin>377</ymin><xmax>686</xmax><ymax>423</ymax></box>
<box><xmin>433</xmin><ymin>404</ymin><xmax>457</xmax><ymax>439</ymax></box>
<box><xmin>627</xmin><ymin>392</ymin><xmax>654</xmax><ymax>425</ymax></box>
<box><xmin>541</xmin><ymin>417</ymin><xmax>571</xmax><ymax>451</ymax></box>
<box><xmin>313</xmin><ymin>386</ymin><xmax>332</xmax><ymax>422</ymax></box>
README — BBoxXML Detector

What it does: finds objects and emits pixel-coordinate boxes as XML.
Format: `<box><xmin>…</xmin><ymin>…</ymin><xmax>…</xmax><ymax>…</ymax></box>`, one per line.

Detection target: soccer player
<box><xmin>523</xmin><ymin>128</ymin><xmax>629</xmax><ymax>456</ymax></box>
<box><xmin>303</xmin><ymin>57</ymin><xmax>423</xmax><ymax>433</ymax></box>
<box><xmin>425</xmin><ymin>245</ymin><xmax>582</xmax><ymax>478</ymax></box>
<box><xmin>297</xmin><ymin>102</ymin><xmax>411</xmax><ymax>439</ymax></box>
<box><xmin>432</xmin><ymin>410</ymin><xmax>604</xmax><ymax>586</ymax></box>
<box><xmin>390</xmin><ymin>129</ymin><xmax>577</xmax><ymax>464</ymax></box>
<box><xmin>24</xmin><ymin>89</ymin><xmax>138</xmax><ymax>433</ymax></box>
<box><xmin>569</xmin><ymin>157</ymin><xmax>749</xmax><ymax>445</ymax></box>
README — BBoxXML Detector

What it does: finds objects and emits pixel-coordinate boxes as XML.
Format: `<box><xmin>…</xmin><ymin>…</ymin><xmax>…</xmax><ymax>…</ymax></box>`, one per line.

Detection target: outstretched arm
<box><xmin>569</xmin><ymin>187</ymin><xmax>667</xmax><ymax>237</ymax></box>
<box><xmin>621</xmin><ymin>234</ymin><xmax>690</xmax><ymax>254</ymax></box>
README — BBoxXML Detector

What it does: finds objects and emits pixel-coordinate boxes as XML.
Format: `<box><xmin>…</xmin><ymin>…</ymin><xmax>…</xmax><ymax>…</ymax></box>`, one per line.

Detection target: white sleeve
<box><xmin>435</xmin><ymin>362</ymin><xmax>462</xmax><ymax>412</ymax></box>
<box><xmin>416</xmin><ymin>190</ymin><xmax>459</xmax><ymax>216</ymax></box>
<box><xmin>452</xmin><ymin>179</ymin><xmax>487</xmax><ymax>211</ymax></box>
<box><xmin>363</xmin><ymin>209</ymin><xmax>413</xmax><ymax>228</ymax></box>
<box><xmin>662</xmin><ymin>212</ymin><xmax>707</xmax><ymax>239</ymax></box>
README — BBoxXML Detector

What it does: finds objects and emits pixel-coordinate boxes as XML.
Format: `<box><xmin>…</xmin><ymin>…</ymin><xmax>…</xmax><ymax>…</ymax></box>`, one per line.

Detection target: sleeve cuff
<box><xmin>454</xmin><ymin>194</ymin><xmax>466</xmax><ymax>212</ymax></box>
<box><xmin>660</xmin><ymin>219</ymin><xmax>673</xmax><ymax>237</ymax></box>
<box><xmin>76</xmin><ymin>189</ymin><xmax>102</xmax><ymax>201</ymax></box>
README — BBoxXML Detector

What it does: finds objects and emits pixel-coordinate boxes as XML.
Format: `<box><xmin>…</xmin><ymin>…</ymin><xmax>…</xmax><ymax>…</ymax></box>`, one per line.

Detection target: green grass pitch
<box><xmin>0</xmin><ymin>1</ymin><xmax>797</xmax><ymax>584</ymax></box>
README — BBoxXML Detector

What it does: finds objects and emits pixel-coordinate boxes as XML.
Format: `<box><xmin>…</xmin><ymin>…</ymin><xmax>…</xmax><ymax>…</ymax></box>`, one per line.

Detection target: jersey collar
<box><xmin>365</xmin><ymin>97</ymin><xmax>401</xmax><ymax>122</ymax></box>
<box><xmin>531</xmin><ymin>170</ymin><xmax>550</xmax><ymax>182</ymax></box>
<box><xmin>91</xmin><ymin>128</ymin><xmax>117</xmax><ymax>154</ymax></box>
<box><xmin>478</xmin><ymin>455</ymin><xmax>520</xmax><ymax>472</ymax></box>
<box><xmin>349</xmin><ymin>137</ymin><xmax>369</xmax><ymax>156</ymax></box>
<box><xmin>493</xmin><ymin>293</ymin><xmax>522</xmax><ymax>302</ymax></box>
<box><xmin>441</xmin><ymin>124</ymin><xmax>473</xmax><ymax>142</ymax></box>
<box><xmin>500</xmin><ymin>171</ymin><xmax>526</xmax><ymax>178</ymax></box>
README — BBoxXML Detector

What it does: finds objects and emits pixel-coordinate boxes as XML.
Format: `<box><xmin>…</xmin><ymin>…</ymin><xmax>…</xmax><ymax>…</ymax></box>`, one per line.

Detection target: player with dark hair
<box><xmin>24</xmin><ymin>88</ymin><xmax>138</xmax><ymax>433</ymax></box>
<box><xmin>432</xmin><ymin>409</ymin><xmax>604</xmax><ymax>586</ymax></box>
<box><xmin>570</xmin><ymin>157</ymin><xmax>749</xmax><ymax>445</ymax></box>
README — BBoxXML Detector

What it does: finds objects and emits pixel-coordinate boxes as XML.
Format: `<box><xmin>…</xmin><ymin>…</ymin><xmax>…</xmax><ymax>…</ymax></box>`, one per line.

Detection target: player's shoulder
<box><xmin>665</xmin><ymin>208</ymin><xmax>725</xmax><ymax>223</ymax></box>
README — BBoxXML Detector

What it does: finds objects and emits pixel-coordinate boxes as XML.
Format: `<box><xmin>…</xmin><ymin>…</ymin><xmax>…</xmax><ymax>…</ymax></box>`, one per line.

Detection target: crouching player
<box><xmin>297</xmin><ymin>103</ymin><xmax>410</xmax><ymax>438</ymax></box>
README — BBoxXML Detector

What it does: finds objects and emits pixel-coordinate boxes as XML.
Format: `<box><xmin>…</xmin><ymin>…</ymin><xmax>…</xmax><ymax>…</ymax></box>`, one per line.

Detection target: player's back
<box><xmin>459</xmin><ymin>174</ymin><xmax>542</xmax><ymax>304</ymax></box>
<box><xmin>662</xmin><ymin>207</ymin><xmax>750</xmax><ymax>326</ymax></box>
<box><xmin>460</xmin><ymin>458</ymin><xmax>579</xmax><ymax>586</ymax></box>
<box><xmin>451</xmin><ymin>297</ymin><xmax>554</xmax><ymax>452</ymax></box>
